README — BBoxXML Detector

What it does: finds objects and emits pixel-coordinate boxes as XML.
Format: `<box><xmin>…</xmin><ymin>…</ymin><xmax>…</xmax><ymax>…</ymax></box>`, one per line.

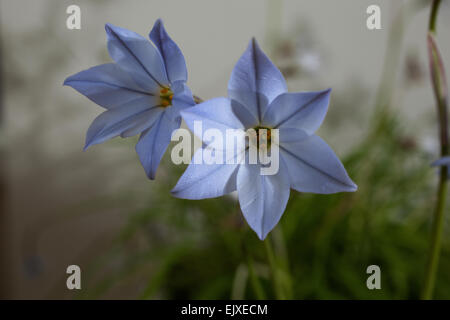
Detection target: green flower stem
<box><xmin>422</xmin><ymin>0</ymin><xmax>448</xmax><ymax>300</ymax></box>
<box><xmin>264</xmin><ymin>237</ymin><xmax>287</xmax><ymax>299</ymax></box>
<box><xmin>246</xmin><ymin>255</ymin><xmax>266</xmax><ymax>300</ymax></box>
<box><xmin>236</xmin><ymin>201</ymin><xmax>267</xmax><ymax>300</ymax></box>
<box><xmin>423</xmin><ymin>171</ymin><xmax>447</xmax><ymax>299</ymax></box>
<box><xmin>428</xmin><ymin>0</ymin><xmax>441</xmax><ymax>33</ymax></box>
<box><xmin>272</xmin><ymin>227</ymin><xmax>293</xmax><ymax>298</ymax></box>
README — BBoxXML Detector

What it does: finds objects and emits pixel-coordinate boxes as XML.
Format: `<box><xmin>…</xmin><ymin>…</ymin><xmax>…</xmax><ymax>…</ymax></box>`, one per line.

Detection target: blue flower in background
<box><xmin>172</xmin><ymin>39</ymin><xmax>357</xmax><ymax>240</ymax></box>
<box><xmin>431</xmin><ymin>156</ymin><xmax>450</xmax><ymax>178</ymax></box>
<box><xmin>64</xmin><ymin>19</ymin><xmax>195</xmax><ymax>179</ymax></box>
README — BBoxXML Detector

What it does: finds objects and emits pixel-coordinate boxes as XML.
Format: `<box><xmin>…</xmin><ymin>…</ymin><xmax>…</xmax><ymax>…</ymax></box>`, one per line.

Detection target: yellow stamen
<box><xmin>254</xmin><ymin>126</ymin><xmax>272</xmax><ymax>149</ymax></box>
<box><xmin>159</xmin><ymin>87</ymin><xmax>174</xmax><ymax>108</ymax></box>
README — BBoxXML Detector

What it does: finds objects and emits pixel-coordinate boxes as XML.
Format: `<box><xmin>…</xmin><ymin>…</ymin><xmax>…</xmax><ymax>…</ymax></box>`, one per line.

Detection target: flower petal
<box><xmin>181</xmin><ymin>97</ymin><xmax>244</xmax><ymax>140</ymax></box>
<box><xmin>237</xmin><ymin>160</ymin><xmax>290</xmax><ymax>240</ymax></box>
<box><xmin>228</xmin><ymin>38</ymin><xmax>287</xmax><ymax>121</ymax></box>
<box><xmin>64</xmin><ymin>63</ymin><xmax>154</xmax><ymax>109</ymax></box>
<box><xmin>280</xmin><ymin>134</ymin><xmax>357</xmax><ymax>194</ymax></box>
<box><xmin>278</xmin><ymin>127</ymin><xmax>309</xmax><ymax>144</ymax></box>
<box><xmin>120</xmin><ymin>107</ymin><xmax>163</xmax><ymax>138</ymax></box>
<box><xmin>229</xmin><ymin>90</ymin><xmax>265</xmax><ymax>129</ymax></box>
<box><xmin>431</xmin><ymin>156</ymin><xmax>450</xmax><ymax>167</ymax></box>
<box><xmin>105</xmin><ymin>23</ymin><xmax>168</xmax><ymax>92</ymax></box>
<box><xmin>263</xmin><ymin>89</ymin><xmax>331</xmax><ymax>134</ymax></box>
<box><xmin>85</xmin><ymin>102</ymin><xmax>162</xmax><ymax>149</ymax></box>
<box><xmin>171</xmin><ymin>80</ymin><xmax>195</xmax><ymax>109</ymax></box>
<box><xmin>136</xmin><ymin>111</ymin><xmax>180</xmax><ymax>179</ymax></box>
<box><xmin>149</xmin><ymin>19</ymin><xmax>187</xmax><ymax>84</ymax></box>
<box><xmin>171</xmin><ymin>148</ymin><xmax>241</xmax><ymax>199</ymax></box>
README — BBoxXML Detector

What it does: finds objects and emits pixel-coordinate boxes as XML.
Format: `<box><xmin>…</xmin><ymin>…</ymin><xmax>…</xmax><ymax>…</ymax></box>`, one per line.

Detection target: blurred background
<box><xmin>1</xmin><ymin>0</ymin><xmax>450</xmax><ymax>299</ymax></box>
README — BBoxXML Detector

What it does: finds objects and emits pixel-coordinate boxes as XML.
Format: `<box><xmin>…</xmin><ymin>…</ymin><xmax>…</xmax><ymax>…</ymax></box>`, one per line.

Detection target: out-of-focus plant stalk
<box><xmin>369</xmin><ymin>0</ymin><xmax>425</xmax><ymax>137</ymax></box>
<box><xmin>237</xmin><ymin>201</ymin><xmax>267</xmax><ymax>299</ymax></box>
<box><xmin>246</xmin><ymin>255</ymin><xmax>266</xmax><ymax>300</ymax></box>
<box><xmin>264</xmin><ymin>238</ymin><xmax>284</xmax><ymax>299</ymax></box>
<box><xmin>264</xmin><ymin>236</ymin><xmax>292</xmax><ymax>299</ymax></box>
<box><xmin>422</xmin><ymin>0</ymin><xmax>448</xmax><ymax>300</ymax></box>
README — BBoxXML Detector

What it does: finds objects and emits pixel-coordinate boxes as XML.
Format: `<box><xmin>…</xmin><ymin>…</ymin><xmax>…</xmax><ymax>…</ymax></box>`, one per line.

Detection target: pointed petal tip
<box><xmin>83</xmin><ymin>143</ymin><xmax>91</xmax><ymax>152</ymax></box>
<box><xmin>104</xmin><ymin>22</ymin><xmax>119</xmax><ymax>31</ymax></box>
<box><xmin>316</xmin><ymin>87</ymin><xmax>332</xmax><ymax>98</ymax></box>
<box><xmin>170</xmin><ymin>188</ymin><xmax>181</xmax><ymax>197</ymax></box>
<box><xmin>84</xmin><ymin>134</ymin><xmax>101</xmax><ymax>151</ymax></box>
<box><xmin>150</xmin><ymin>19</ymin><xmax>163</xmax><ymax>36</ymax></box>
<box><xmin>104</xmin><ymin>23</ymin><xmax>119</xmax><ymax>38</ymax></box>
<box><xmin>149</xmin><ymin>18</ymin><xmax>187</xmax><ymax>84</ymax></box>
<box><xmin>84</xmin><ymin>132</ymin><xmax>98</xmax><ymax>151</ymax></box>
<box><xmin>247</xmin><ymin>222</ymin><xmax>267</xmax><ymax>240</ymax></box>
<box><xmin>342</xmin><ymin>177</ymin><xmax>358</xmax><ymax>192</ymax></box>
<box><xmin>104</xmin><ymin>23</ymin><xmax>113</xmax><ymax>32</ymax></box>
<box><xmin>254</xmin><ymin>227</ymin><xmax>270</xmax><ymax>240</ymax></box>
<box><xmin>230</xmin><ymin>37</ymin><xmax>287</xmax><ymax>107</ymax></box>
<box><xmin>104</xmin><ymin>23</ymin><xmax>124</xmax><ymax>37</ymax></box>
<box><xmin>313</xmin><ymin>87</ymin><xmax>332</xmax><ymax>101</ymax></box>
<box><xmin>153</xmin><ymin>18</ymin><xmax>163</xmax><ymax>28</ymax></box>
<box><xmin>135</xmin><ymin>142</ymin><xmax>157</xmax><ymax>180</ymax></box>
<box><xmin>83</xmin><ymin>135</ymin><xmax>98</xmax><ymax>151</ymax></box>
<box><xmin>170</xmin><ymin>185</ymin><xmax>185</xmax><ymax>198</ymax></box>
<box><xmin>247</xmin><ymin>37</ymin><xmax>262</xmax><ymax>54</ymax></box>
<box><xmin>343</xmin><ymin>178</ymin><xmax>358</xmax><ymax>192</ymax></box>
<box><xmin>83</xmin><ymin>137</ymin><xmax>92</xmax><ymax>151</ymax></box>
<box><xmin>143</xmin><ymin>165</ymin><xmax>156</xmax><ymax>180</ymax></box>
<box><xmin>63</xmin><ymin>74</ymin><xmax>76</xmax><ymax>87</ymax></box>
<box><xmin>170</xmin><ymin>187</ymin><xmax>198</xmax><ymax>199</ymax></box>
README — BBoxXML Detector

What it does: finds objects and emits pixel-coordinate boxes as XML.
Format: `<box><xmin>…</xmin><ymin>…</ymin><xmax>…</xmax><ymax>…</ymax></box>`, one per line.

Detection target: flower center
<box><xmin>159</xmin><ymin>87</ymin><xmax>173</xmax><ymax>108</ymax></box>
<box><xmin>254</xmin><ymin>126</ymin><xmax>272</xmax><ymax>149</ymax></box>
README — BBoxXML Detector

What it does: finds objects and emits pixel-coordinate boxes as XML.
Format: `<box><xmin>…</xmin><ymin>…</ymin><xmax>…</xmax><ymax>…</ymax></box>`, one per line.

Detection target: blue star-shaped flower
<box><xmin>172</xmin><ymin>39</ymin><xmax>357</xmax><ymax>240</ymax></box>
<box><xmin>64</xmin><ymin>19</ymin><xmax>195</xmax><ymax>179</ymax></box>
<box><xmin>431</xmin><ymin>156</ymin><xmax>450</xmax><ymax>178</ymax></box>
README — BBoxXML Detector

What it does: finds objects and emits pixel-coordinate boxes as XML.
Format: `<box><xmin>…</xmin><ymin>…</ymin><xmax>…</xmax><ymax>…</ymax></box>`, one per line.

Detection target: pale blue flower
<box><xmin>172</xmin><ymin>39</ymin><xmax>357</xmax><ymax>240</ymax></box>
<box><xmin>431</xmin><ymin>156</ymin><xmax>450</xmax><ymax>178</ymax></box>
<box><xmin>64</xmin><ymin>19</ymin><xmax>194</xmax><ymax>179</ymax></box>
